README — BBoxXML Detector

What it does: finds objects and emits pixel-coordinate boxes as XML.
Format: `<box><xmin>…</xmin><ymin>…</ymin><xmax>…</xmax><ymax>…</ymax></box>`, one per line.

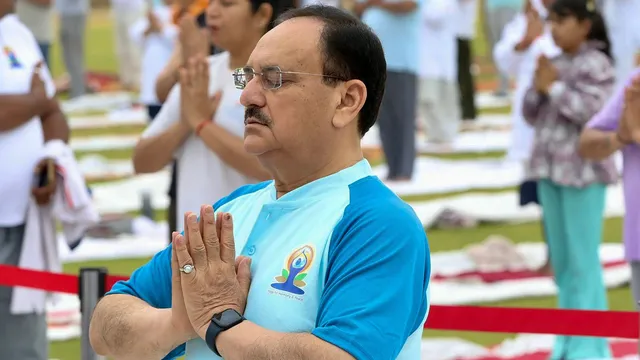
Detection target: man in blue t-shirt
<box><xmin>89</xmin><ymin>6</ymin><xmax>431</xmax><ymax>360</ymax></box>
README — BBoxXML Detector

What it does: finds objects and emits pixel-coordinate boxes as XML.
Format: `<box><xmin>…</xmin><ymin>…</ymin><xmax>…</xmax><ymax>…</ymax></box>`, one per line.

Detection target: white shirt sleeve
<box><xmin>142</xmin><ymin>83</ymin><xmax>182</xmax><ymax>138</ymax></box>
<box><xmin>129</xmin><ymin>18</ymin><xmax>149</xmax><ymax>46</ymax></box>
<box><xmin>492</xmin><ymin>15</ymin><xmax>527</xmax><ymax>77</ymax></box>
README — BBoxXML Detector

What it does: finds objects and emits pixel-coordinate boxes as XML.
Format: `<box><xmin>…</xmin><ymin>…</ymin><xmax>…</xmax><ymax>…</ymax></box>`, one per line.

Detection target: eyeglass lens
<box><xmin>234</xmin><ymin>67</ymin><xmax>282</xmax><ymax>90</ymax></box>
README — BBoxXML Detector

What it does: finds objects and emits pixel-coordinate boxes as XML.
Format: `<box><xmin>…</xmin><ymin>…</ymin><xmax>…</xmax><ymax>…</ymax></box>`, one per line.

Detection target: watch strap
<box><xmin>205</xmin><ymin>309</ymin><xmax>245</xmax><ymax>356</ymax></box>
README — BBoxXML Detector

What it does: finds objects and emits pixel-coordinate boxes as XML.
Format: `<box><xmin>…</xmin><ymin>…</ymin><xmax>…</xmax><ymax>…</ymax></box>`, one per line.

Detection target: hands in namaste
<box><xmin>534</xmin><ymin>56</ymin><xmax>558</xmax><ymax>94</ymax></box>
<box><xmin>619</xmin><ymin>74</ymin><xmax>640</xmax><ymax>145</ymax></box>
<box><xmin>179</xmin><ymin>56</ymin><xmax>222</xmax><ymax>130</ymax></box>
<box><xmin>169</xmin><ymin>205</ymin><xmax>252</xmax><ymax>342</ymax></box>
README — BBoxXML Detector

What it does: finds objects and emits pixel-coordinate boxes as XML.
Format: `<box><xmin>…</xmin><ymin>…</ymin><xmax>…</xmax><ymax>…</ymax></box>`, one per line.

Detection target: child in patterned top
<box><xmin>521</xmin><ymin>0</ymin><xmax>618</xmax><ymax>358</ymax></box>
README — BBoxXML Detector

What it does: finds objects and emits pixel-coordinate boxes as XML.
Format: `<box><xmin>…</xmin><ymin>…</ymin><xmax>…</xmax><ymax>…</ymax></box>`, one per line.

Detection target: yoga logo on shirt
<box><xmin>3</xmin><ymin>46</ymin><xmax>21</xmax><ymax>68</ymax></box>
<box><xmin>270</xmin><ymin>245</ymin><xmax>315</xmax><ymax>298</ymax></box>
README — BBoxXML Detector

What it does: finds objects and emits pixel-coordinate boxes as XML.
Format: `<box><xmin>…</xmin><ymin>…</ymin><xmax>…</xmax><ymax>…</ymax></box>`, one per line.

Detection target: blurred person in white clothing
<box><xmin>132</xmin><ymin>0</ymin><xmax>294</xmax><ymax>232</ymax></box>
<box><xmin>418</xmin><ymin>0</ymin><xmax>459</xmax><ymax>147</ymax></box>
<box><xmin>111</xmin><ymin>0</ymin><xmax>145</xmax><ymax>91</ymax></box>
<box><xmin>484</xmin><ymin>0</ymin><xmax>522</xmax><ymax>97</ymax></box>
<box><xmin>147</xmin><ymin>9</ymin><xmax>214</xmax><ymax>242</ymax></box>
<box><xmin>492</xmin><ymin>0</ymin><xmax>557</xmax><ymax>273</ymax></box>
<box><xmin>493</xmin><ymin>0</ymin><xmax>559</xmax><ymax>163</ymax></box>
<box><xmin>154</xmin><ymin>0</ymin><xmax>217</xmax><ymax>103</ymax></box>
<box><xmin>129</xmin><ymin>0</ymin><xmax>176</xmax><ymax>120</ymax></box>
<box><xmin>0</xmin><ymin>3</ymin><xmax>69</xmax><ymax>358</ymax></box>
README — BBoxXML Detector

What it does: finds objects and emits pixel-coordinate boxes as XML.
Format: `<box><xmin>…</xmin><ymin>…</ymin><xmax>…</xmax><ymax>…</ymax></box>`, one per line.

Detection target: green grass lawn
<box><xmin>47</xmin><ymin>8</ymin><xmax>633</xmax><ymax>360</ymax></box>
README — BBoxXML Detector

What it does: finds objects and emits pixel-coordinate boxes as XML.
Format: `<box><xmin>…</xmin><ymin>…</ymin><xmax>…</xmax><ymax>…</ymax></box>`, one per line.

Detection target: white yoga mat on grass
<box><xmin>362</xmin><ymin>128</ymin><xmax>512</xmax><ymax>154</ymax></box>
<box><xmin>61</xmin><ymin>91</ymin><xmax>136</xmax><ymax>114</ymax></box>
<box><xmin>71</xmin><ymin>135</ymin><xmax>139</xmax><ymax>152</ymax></box>
<box><xmin>68</xmin><ymin>108</ymin><xmax>147</xmax><ymax>129</ymax></box>
<box><xmin>87</xmin><ymin>157</ymin><xmax>626</xmax><ymax>228</ymax></box>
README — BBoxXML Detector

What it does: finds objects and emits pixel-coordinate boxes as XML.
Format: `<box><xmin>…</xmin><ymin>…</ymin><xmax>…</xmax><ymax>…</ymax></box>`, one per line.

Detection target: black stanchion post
<box><xmin>79</xmin><ymin>267</ymin><xmax>108</xmax><ymax>360</ymax></box>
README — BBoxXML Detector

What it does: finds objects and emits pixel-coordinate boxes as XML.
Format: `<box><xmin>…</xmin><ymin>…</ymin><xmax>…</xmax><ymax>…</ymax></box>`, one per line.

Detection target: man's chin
<box><xmin>243</xmin><ymin>135</ymin><xmax>270</xmax><ymax>156</ymax></box>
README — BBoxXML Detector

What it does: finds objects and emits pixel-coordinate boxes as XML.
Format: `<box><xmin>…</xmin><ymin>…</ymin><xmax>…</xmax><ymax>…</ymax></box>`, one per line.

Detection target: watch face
<box><xmin>213</xmin><ymin>309</ymin><xmax>242</xmax><ymax>327</ymax></box>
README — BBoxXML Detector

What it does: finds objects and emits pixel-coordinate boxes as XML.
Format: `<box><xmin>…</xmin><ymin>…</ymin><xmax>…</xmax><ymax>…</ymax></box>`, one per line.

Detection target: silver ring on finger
<box><xmin>180</xmin><ymin>264</ymin><xmax>195</xmax><ymax>274</ymax></box>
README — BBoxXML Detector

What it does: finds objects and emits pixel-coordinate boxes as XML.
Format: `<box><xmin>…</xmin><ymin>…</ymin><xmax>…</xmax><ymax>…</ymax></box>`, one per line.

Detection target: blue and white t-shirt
<box><xmin>107</xmin><ymin>159</ymin><xmax>431</xmax><ymax>360</ymax></box>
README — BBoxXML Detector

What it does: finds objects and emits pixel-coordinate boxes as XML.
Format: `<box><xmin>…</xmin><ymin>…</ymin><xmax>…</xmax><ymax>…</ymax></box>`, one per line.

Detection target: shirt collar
<box><xmin>265</xmin><ymin>158</ymin><xmax>373</xmax><ymax>206</ymax></box>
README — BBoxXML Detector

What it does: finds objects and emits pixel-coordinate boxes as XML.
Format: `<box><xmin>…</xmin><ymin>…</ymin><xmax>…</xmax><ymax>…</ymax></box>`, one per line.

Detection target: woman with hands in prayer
<box><xmin>151</xmin><ymin>11</ymin><xmax>212</xmax><ymax>240</ymax></box>
<box><xmin>132</xmin><ymin>0</ymin><xmax>294</xmax><ymax>233</ymax></box>
<box><xmin>580</xmin><ymin>70</ymin><xmax>640</xmax><ymax>337</ymax></box>
<box><xmin>521</xmin><ymin>0</ymin><xmax>617</xmax><ymax>357</ymax></box>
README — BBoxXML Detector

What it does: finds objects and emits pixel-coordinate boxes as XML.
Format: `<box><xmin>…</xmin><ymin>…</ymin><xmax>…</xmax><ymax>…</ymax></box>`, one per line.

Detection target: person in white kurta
<box><xmin>129</xmin><ymin>1</ymin><xmax>177</xmax><ymax>120</ymax></box>
<box><xmin>110</xmin><ymin>0</ymin><xmax>145</xmax><ymax>90</ymax></box>
<box><xmin>493</xmin><ymin>0</ymin><xmax>557</xmax><ymax>273</ymax></box>
<box><xmin>0</xmin><ymin>9</ymin><xmax>68</xmax><ymax>359</ymax></box>
<box><xmin>418</xmin><ymin>0</ymin><xmax>460</xmax><ymax>144</ymax></box>
<box><xmin>493</xmin><ymin>0</ymin><xmax>560</xmax><ymax>163</ymax></box>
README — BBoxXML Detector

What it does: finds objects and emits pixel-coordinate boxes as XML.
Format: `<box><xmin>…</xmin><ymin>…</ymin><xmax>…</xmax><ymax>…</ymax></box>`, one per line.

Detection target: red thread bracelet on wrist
<box><xmin>195</xmin><ymin>120</ymin><xmax>210</xmax><ymax>136</ymax></box>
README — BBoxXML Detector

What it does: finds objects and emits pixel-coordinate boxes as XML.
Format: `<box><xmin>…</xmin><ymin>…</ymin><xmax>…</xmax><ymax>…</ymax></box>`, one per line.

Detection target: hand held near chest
<box><xmin>179</xmin><ymin>55</ymin><xmax>224</xmax><ymax>131</ymax></box>
<box><xmin>517</xmin><ymin>11</ymin><xmax>544</xmax><ymax>51</ymax></box>
<box><xmin>534</xmin><ymin>55</ymin><xmax>558</xmax><ymax>94</ymax></box>
<box><xmin>30</xmin><ymin>62</ymin><xmax>50</xmax><ymax>115</ymax></box>
<box><xmin>621</xmin><ymin>73</ymin><xmax>640</xmax><ymax>144</ymax></box>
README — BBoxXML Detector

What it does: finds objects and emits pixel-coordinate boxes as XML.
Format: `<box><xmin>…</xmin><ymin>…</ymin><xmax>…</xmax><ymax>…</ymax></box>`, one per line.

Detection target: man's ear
<box><xmin>332</xmin><ymin>79</ymin><xmax>367</xmax><ymax>130</ymax></box>
<box><xmin>255</xmin><ymin>3</ymin><xmax>273</xmax><ymax>31</ymax></box>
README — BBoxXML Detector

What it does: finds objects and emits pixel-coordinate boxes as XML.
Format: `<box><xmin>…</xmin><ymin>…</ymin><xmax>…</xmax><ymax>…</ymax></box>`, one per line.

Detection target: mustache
<box><xmin>244</xmin><ymin>106</ymin><xmax>272</xmax><ymax>126</ymax></box>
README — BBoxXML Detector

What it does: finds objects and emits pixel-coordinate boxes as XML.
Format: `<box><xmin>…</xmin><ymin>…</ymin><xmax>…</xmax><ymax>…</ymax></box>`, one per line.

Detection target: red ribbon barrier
<box><xmin>426</xmin><ymin>305</ymin><xmax>638</xmax><ymax>338</ymax></box>
<box><xmin>0</xmin><ymin>264</ymin><xmax>127</xmax><ymax>294</ymax></box>
<box><xmin>0</xmin><ymin>264</ymin><xmax>637</xmax><ymax>339</ymax></box>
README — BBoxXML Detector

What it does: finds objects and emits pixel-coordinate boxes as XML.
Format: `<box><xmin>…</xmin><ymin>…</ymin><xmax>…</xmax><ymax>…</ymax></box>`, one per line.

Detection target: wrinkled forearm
<box><xmin>217</xmin><ymin>321</ymin><xmax>354</xmax><ymax>360</ymax></box>
<box><xmin>578</xmin><ymin>128</ymin><xmax>623</xmax><ymax>160</ymax></box>
<box><xmin>0</xmin><ymin>94</ymin><xmax>45</xmax><ymax>132</ymax></box>
<box><xmin>41</xmin><ymin>100</ymin><xmax>69</xmax><ymax>143</ymax></box>
<box><xmin>155</xmin><ymin>47</ymin><xmax>182</xmax><ymax>102</ymax></box>
<box><xmin>155</xmin><ymin>69</ymin><xmax>180</xmax><ymax>103</ymax></box>
<box><xmin>133</xmin><ymin>122</ymin><xmax>191</xmax><ymax>173</ymax></box>
<box><xmin>89</xmin><ymin>295</ymin><xmax>182</xmax><ymax>360</ymax></box>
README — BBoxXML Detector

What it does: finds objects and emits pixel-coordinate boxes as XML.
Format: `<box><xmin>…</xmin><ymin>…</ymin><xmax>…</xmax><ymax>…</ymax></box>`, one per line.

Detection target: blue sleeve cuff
<box><xmin>312</xmin><ymin>328</ymin><xmax>375</xmax><ymax>360</ymax></box>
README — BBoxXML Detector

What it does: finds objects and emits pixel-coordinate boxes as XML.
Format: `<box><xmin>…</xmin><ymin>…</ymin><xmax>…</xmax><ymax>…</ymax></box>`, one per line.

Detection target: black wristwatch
<box><xmin>205</xmin><ymin>309</ymin><xmax>245</xmax><ymax>356</ymax></box>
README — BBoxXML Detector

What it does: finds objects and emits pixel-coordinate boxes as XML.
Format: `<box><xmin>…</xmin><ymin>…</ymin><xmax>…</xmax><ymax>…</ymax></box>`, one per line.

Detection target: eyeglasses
<box><xmin>233</xmin><ymin>66</ymin><xmax>345</xmax><ymax>90</ymax></box>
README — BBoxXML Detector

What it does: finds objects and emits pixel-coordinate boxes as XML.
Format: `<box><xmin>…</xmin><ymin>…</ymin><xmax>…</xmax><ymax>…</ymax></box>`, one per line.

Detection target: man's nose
<box><xmin>240</xmin><ymin>78</ymin><xmax>266</xmax><ymax>108</ymax></box>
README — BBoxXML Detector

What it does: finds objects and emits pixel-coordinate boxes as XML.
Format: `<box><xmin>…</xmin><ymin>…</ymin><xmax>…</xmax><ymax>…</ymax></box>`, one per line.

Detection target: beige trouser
<box><xmin>112</xmin><ymin>5</ymin><xmax>143</xmax><ymax>88</ymax></box>
<box><xmin>418</xmin><ymin>78</ymin><xmax>460</xmax><ymax>143</ymax></box>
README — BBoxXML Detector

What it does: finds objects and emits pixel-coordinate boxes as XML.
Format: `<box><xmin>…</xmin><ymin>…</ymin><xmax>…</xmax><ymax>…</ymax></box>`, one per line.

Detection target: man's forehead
<box><xmin>248</xmin><ymin>18</ymin><xmax>324</xmax><ymax>70</ymax></box>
